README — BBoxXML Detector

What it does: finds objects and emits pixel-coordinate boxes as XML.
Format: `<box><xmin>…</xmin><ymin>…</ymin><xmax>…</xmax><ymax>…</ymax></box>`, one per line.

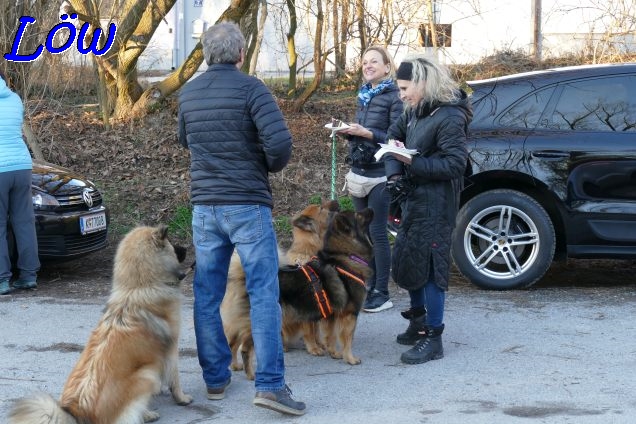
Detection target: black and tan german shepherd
<box><xmin>279</xmin><ymin>208</ymin><xmax>374</xmax><ymax>365</ymax></box>
<box><xmin>222</xmin><ymin>199</ymin><xmax>340</xmax><ymax>380</ymax></box>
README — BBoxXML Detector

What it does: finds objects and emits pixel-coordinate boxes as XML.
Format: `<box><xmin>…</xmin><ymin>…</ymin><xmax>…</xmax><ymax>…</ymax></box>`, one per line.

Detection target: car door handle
<box><xmin>530</xmin><ymin>150</ymin><xmax>570</xmax><ymax>159</ymax></box>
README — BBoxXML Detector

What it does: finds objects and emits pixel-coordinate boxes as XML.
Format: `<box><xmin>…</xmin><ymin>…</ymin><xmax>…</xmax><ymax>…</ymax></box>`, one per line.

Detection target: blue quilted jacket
<box><xmin>348</xmin><ymin>83</ymin><xmax>403</xmax><ymax>178</ymax></box>
<box><xmin>0</xmin><ymin>78</ymin><xmax>31</xmax><ymax>173</ymax></box>
<box><xmin>178</xmin><ymin>64</ymin><xmax>292</xmax><ymax>208</ymax></box>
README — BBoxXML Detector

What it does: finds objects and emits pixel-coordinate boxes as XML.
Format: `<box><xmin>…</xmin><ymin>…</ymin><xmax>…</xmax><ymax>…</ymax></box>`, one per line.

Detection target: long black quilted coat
<box><xmin>177</xmin><ymin>64</ymin><xmax>292</xmax><ymax>208</ymax></box>
<box><xmin>385</xmin><ymin>90</ymin><xmax>472</xmax><ymax>291</ymax></box>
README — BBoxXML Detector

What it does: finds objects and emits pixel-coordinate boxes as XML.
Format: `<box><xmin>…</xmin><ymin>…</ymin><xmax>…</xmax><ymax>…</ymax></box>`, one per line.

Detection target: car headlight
<box><xmin>32</xmin><ymin>191</ymin><xmax>60</xmax><ymax>209</ymax></box>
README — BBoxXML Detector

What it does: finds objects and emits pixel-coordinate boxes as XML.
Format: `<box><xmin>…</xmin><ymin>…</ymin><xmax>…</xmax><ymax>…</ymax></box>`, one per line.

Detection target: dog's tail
<box><xmin>9</xmin><ymin>392</ymin><xmax>77</xmax><ymax>424</ymax></box>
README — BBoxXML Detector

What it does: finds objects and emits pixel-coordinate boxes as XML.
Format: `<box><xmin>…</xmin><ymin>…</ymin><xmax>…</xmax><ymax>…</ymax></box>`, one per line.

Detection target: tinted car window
<box><xmin>547</xmin><ymin>75</ymin><xmax>636</xmax><ymax>131</ymax></box>
<box><xmin>498</xmin><ymin>86</ymin><xmax>554</xmax><ymax>129</ymax></box>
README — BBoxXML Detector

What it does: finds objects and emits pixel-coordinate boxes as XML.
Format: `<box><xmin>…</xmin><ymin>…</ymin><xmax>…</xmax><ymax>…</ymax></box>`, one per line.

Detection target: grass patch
<box><xmin>307</xmin><ymin>193</ymin><xmax>354</xmax><ymax>212</ymax></box>
<box><xmin>168</xmin><ymin>204</ymin><xmax>193</xmax><ymax>241</ymax></box>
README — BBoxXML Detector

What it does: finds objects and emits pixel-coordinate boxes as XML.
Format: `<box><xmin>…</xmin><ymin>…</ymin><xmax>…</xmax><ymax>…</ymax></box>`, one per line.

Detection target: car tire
<box><xmin>452</xmin><ymin>189</ymin><xmax>555</xmax><ymax>290</ymax></box>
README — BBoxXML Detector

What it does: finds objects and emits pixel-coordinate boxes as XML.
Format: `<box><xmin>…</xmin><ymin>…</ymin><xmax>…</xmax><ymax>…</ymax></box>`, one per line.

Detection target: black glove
<box><xmin>386</xmin><ymin>176</ymin><xmax>411</xmax><ymax>202</ymax></box>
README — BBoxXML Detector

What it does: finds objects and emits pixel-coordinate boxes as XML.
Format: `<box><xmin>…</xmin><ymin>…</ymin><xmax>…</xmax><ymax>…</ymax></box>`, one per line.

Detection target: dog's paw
<box><xmin>328</xmin><ymin>350</ymin><xmax>343</xmax><ymax>360</ymax></box>
<box><xmin>306</xmin><ymin>345</ymin><xmax>325</xmax><ymax>356</ymax></box>
<box><xmin>175</xmin><ymin>393</ymin><xmax>193</xmax><ymax>405</ymax></box>
<box><xmin>143</xmin><ymin>410</ymin><xmax>160</xmax><ymax>422</ymax></box>
<box><xmin>230</xmin><ymin>362</ymin><xmax>244</xmax><ymax>371</ymax></box>
<box><xmin>344</xmin><ymin>355</ymin><xmax>362</xmax><ymax>365</ymax></box>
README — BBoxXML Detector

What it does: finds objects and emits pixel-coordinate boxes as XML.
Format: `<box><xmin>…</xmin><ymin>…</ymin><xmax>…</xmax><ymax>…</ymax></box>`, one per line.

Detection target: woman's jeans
<box><xmin>408</xmin><ymin>281</ymin><xmax>445</xmax><ymax>328</ymax></box>
<box><xmin>192</xmin><ymin>204</ymin><xmax>285</xmax><ymax>392</ymax></box>
<box><xmin>351</xmin><ymin>182</ymin><xmax>391</xmax><ymax>294</ymax></box>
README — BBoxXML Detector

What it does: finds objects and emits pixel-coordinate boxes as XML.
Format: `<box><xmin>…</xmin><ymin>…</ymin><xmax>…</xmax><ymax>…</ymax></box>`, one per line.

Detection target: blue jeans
<box><xmin>192</xmin><ymin>204</ymin><xmax>285</xmax><ymax>392</ymax></box>
<box><xmin>408</xmin><ymin>281</ymin><xmax>445</xmax><ymax>328</ymax></box>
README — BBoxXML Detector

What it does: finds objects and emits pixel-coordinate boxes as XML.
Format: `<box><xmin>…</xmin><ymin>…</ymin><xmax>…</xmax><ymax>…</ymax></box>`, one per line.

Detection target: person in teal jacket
<box><xmin>0</xmin><ymin>71</ymin><xmax>39</xmax><ymax>295</ymax></box>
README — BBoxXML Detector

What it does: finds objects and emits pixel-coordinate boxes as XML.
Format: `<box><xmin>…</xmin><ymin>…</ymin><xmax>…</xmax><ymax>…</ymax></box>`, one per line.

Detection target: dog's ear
<box><xmin>331</xmin><ymin>211</ymin><xmax>353</xmax><ymax>234</ymax></box>
<box><xmin>153</xmin><ymin>225</ymin><xmax>170</xmax><ymax>246</ymax></box>
<box><xmin>292</xmin><ymin>214</ymin><xmax>317</xmax><ymax>233</ymax></box>
<box><xmin>323</xmin><ymin>199</ymin><xmax>340</xmax><ymax>212</ymax></box>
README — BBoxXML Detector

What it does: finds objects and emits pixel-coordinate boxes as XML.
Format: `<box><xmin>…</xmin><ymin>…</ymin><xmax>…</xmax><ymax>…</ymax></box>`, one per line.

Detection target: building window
<box><xmin>419</xmin><ymin>23</ymin><xmax>452</xmax><ymax>48</ymax></box>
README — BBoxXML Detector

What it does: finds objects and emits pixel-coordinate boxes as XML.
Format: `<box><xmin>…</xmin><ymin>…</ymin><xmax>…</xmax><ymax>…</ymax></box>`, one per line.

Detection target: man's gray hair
<box><xmin>201</xmin><ymin>22</ymin><xmax>245</xmax><ymax>66</ymax></box>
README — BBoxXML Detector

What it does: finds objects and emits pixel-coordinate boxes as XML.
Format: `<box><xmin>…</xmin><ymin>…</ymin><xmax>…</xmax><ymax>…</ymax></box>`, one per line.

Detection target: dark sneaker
<box><xmin>253</xmin><ymin>384</ymin><xmax>306</xmax><ymax>416</ymax></box>
<box><xmin>363</xmin><ymin>291</ymin><xmax>393</xmax><ymax>313</ymax></box>
<box><xmin>207</xmin><ymin>378</ymin><xmax>231</xmax><ymax>400</ymax></box>
<box><xmin>0</xmin><ymin>279</ymin><xmax>13</xmax><ymax>295</ymax></box>
<box><xmin>13</xmin><ymin>279</ymin><xmax>37</xmax><ymax>290</ymax></box>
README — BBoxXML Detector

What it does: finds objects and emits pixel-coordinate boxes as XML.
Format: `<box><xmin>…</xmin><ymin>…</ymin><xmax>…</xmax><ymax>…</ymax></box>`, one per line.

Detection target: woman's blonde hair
<box><xmin>398</xmin><ymin>54</ymin><xmax>459</xmax><ymax>109</ymax></box>
<box><xmin>362</xmin><ymin>45</ymin><xmax>397</xmax><ymax>79</ymax></box>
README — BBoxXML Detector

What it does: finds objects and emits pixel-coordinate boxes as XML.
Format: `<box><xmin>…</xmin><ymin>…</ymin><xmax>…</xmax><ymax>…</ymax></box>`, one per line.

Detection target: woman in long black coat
<box><xmin>384</xmin><ymin>55</ymin><xmax>472</xmax><ymax>365</ymax></box>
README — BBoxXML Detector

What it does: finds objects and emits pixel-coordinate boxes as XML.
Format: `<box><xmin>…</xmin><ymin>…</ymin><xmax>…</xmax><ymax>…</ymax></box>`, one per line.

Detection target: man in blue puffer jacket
<box><xmin>0</xmin><ymin>71</ymin><xmax>39</xmax><ymax>295</ymax></box>
<box><xmin>177</xmin><ymin>22</ymin><xmax>305</xmax><ymax>416</ymax></box>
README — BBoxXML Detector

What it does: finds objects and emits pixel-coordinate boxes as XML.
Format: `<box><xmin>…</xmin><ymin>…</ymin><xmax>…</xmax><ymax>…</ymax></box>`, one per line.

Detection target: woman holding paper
<box><xmin>338</xmin><ymin>45</ymin><xmax>403</xmax><ymax>313</ymax></box>
<box><xmin>384</xmin><ymin>55</ymin><xmax>472</xmax><ymax>364</ymax></box>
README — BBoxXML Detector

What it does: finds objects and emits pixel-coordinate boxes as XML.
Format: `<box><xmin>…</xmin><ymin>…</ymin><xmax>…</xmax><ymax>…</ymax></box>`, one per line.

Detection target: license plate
<box><xmin>80</xmin><ymin>212</ymin><xmax>107</xmax><ymax>235</ymax></box>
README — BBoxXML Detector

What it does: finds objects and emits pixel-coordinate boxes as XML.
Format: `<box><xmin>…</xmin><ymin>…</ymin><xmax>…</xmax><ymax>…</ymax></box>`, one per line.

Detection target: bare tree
<box><xmin>247</xmin><ymin>0</ymin><xmax>268</xmax><ymax>75</ymax></box>
<box><xmin>356</xmin><ymin>0</ymin><xmax>366</xmax><ymax>53</ymax></box>
<box><xmin>62</xmin><ymin>0</ymin><xmax>252</xmax><ymax>121</ymax></box>
<box><xmin>424</xmin><ymin>0</ymin><xmax>438</xmax><ymax>48</ymax></box>
<box><xmin>292</xmin><ymin>0</ymin><xmax>326</xmax><ymax>111</ymax></box>
<box><xmin>2</xmin><ymin>0</ymin><xmax>60</xmax><ymax>158</ymax></box>
<box><xmin>286</xmin><ymin>0</ymin><xmax>298</xmax><ymax>96</ymax></box>
<box><xmin>338</xmin><ymin>0</ymin><xmax>351</xmax><ymax>74</ymax></box>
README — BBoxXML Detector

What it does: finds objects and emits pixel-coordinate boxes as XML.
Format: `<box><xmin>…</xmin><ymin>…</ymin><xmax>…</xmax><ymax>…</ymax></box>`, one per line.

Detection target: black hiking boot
<box><xmin>400</xmin><ymin>325</ymin><xmax>444</xmax><ymax>365</ymax></box>
<box><xmin>396</xmin><ymin>306</ymin><xmax>426</xmax><ymax>345</ymax></box>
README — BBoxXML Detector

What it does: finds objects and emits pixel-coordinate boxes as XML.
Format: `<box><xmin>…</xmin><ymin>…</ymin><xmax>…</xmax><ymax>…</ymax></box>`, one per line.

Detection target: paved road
<box><xmin>2</xmin><ymin>278</ymin><xmax>636</xmax><ymax>423</ymax></box>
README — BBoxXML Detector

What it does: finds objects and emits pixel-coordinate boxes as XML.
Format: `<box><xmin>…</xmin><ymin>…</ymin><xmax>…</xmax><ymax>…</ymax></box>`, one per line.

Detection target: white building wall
<box><xmin>137</xmin><ymin>0</ymin><xmax>635</xmax><ymax>73</ymax></box>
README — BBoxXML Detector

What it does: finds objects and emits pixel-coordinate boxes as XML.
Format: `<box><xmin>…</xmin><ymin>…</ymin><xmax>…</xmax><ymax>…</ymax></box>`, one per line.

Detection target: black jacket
<box><xmin>177</xmin><ymin>64</ymin><xmax>292</xmax><ymax>208</ymax></box>
<box><xmin>348</xmin><ymin>84</ymin><xmax>403</xmax><ymax>178</ymax></box>
<box><xmin>385</xmin><ymin>90</ymin><xmax>472</xmax><ymax>290</ymax></box>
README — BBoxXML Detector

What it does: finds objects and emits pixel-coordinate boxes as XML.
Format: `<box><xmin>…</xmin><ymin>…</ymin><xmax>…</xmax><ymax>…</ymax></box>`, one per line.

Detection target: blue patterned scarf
<box><xmin>357</xmin><ymin>78</ymin><xmax>394</xmax><ymax>107</ymax></box>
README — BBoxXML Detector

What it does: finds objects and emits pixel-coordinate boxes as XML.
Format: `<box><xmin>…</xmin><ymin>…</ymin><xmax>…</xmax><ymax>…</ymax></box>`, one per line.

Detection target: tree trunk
<box><xmin>332</xmin><ymin>0</ymin><xmax>341</xmax><ymax>77</ymax></box>
<box><xmin>130</xmin><ymin>43</ymin><xmax>205</xmax><ymax>117</ymax></box>
<box><xmin>241</xmin><ymin>1</ymin><xmax>259</xmax><ymax>73</ymax></box>
<box><xmin>356</xmin><ymin>0</ymin><xmax>366</xmax><ymax>53</ymax></box>
<box><xmin>291</xmin><ymin>0</ymin><xmax>325</xmax><ymax>111</ymax></box>
<box><xmin>425</xmin><ymin>0</ymin><xmax>438</xmax><ymax>48</ymax></box>
<box><xmin>249</xmin><ymin>0</ymin><xmax>268</xmax><ymax>75</ymax></box>
<box><xmin>22</xmin><ymin>122</ymin><xmax>43</xmax><ymax>161</ymax></box>
<box><xmin>338</xmin><ymin>1</ymin><xmax>349</xmax><ymax>75</ymax></box>
<box><xmin>67</xmin><ymin>0</ymin><xmax>252</xmax><ymax>120</ymax></box>
<box><xmin>286</xmin><ymin>0</ymin><xmax>298</xmax><ymax>96</ymax></box>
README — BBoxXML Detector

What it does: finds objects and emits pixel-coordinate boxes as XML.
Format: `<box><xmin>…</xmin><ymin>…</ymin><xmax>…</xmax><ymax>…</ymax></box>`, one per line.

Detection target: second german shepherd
<box><xmin>279</xmin><ymin>208</ymin><xmax>374</xmax><ymax>365</ymax></box>
<box><xmin>222</xmin><ymin>199</ymin><xmax>340</xmax><ymax>379</ymax></box>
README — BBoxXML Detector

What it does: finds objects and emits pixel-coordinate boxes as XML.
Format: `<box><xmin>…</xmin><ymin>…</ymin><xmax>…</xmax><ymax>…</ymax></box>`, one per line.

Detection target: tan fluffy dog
<box><xmin>221</xmin><ymin>199</ymin><xmax>339</xmax><ymax>380</ymax></box>
<box><xmin>9</xmin><ymin>225</ymin><xmax>192</xmax><ymax>424</ymax></box>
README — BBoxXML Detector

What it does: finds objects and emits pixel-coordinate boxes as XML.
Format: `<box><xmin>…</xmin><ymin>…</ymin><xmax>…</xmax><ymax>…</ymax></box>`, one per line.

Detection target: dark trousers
<box><xmin>351</xmin><ymin>182</ymin><xmax>391</xmax><ymax>295</ymax></box>
<box><xmin>0</xmin><ymin>169</ymin><xmax>40</xmax><ymax>281</ymax></box>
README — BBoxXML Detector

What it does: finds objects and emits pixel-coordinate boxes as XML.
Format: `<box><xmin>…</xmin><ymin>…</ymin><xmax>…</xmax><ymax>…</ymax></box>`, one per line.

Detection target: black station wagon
<box><xmin>451</xmin><ymin>63</ymin><xmax>636</xmax><ymax>290</ymax></box>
